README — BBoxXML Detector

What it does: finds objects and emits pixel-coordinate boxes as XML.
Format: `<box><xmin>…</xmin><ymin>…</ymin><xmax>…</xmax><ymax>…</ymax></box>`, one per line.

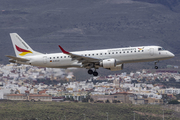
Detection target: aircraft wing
<box><xmin>58</xmin><ymin>45</ymin><xmax>101</xmax><ymax>64</ymax></box>
<box><xmin>6</xmin><ymin>55</ymin><xmax>29</xmax><ymax>62</ymax></box>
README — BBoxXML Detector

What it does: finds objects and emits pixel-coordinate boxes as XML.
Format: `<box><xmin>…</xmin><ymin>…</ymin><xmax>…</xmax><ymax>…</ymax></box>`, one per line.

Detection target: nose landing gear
<box><xmin>155</xmin><ymin>66</ymin><xmax>158</xmax><ymax>69</ymax></box>
<box><xmin>154</xmin><ymin>61</ymin><xmax>159</xmax><ymax>69</ymax></box>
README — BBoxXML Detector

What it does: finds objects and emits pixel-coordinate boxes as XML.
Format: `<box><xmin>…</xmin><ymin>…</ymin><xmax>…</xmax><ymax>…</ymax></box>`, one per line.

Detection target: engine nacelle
<box><xmin>110</xmin><ymin>64</ymin><xmax>124</xmax><ymax>71</ymax></box>
<box><xmin>101</xmin><ymin>59</ymin><xmax>116</xmax><ymax>68</ymax></box>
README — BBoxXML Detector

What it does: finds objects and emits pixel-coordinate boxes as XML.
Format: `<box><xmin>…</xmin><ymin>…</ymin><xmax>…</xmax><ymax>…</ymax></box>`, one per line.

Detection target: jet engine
<box><xmin>101</xmin><ymin>59</ymin><xmax>116</xmax><ymax>68</ymax></box>
<box><xmin>100</xmin><ymin>59</ymin><xmax>123</xmax><ymax>71</ymax></box>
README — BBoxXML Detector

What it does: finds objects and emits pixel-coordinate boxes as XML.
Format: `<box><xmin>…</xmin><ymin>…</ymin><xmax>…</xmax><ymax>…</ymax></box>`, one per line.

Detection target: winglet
<box><xmin>58</xmin><ymin>45</ymin><xmax>70</xmax><ymax>54</ymax></box>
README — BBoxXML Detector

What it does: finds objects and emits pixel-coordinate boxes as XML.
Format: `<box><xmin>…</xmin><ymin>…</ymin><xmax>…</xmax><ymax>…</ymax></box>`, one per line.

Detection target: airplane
<box><xmin>6</xmin><ymin>33</ymin><xmax>175</xmax><ymax>76</ymax></box>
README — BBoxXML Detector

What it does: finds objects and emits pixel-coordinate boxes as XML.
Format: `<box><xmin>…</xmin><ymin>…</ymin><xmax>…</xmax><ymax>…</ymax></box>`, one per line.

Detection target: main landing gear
<box><xmin>88</xmin><ymin>69</ymin><xmax>98</xmax><ymax>76</ymax></box>
<box><xmin>154</xmin><ymin>61</ymin><xmax>159</xmax><ymax>69</ymax></box>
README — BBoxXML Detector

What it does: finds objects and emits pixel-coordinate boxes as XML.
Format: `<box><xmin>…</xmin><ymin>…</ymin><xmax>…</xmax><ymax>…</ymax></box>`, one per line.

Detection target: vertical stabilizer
<box><xmin>10</xmin><ymin>33</ymin><xmax>43</xmax><ymax>57</ymax></box>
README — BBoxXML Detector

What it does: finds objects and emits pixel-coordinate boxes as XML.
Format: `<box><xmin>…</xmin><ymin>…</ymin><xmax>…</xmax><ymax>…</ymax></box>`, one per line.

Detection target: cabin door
<box><xmin>43</xmin><ymin>56</ymin><xmax>47</xmax><ymax>64</ymax></box>
<box><xmin>149</xmin><ymin>48</ymin><xmax>154</xmax><ymax>56</ymax></box>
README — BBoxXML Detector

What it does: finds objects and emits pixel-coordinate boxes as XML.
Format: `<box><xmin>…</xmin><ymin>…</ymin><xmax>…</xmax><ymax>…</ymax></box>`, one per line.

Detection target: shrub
<box><xmin>168</xmin><ymin>100</ymin><xmax>180</xmax><ymax>104</ymax></box>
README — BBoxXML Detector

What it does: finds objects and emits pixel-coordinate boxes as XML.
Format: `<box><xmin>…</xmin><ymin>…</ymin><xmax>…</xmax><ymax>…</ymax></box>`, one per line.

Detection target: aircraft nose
<box><xmin>168</xmin><ymin>52</ymin><xmax>175</xmax><ymax>58</ymax></box>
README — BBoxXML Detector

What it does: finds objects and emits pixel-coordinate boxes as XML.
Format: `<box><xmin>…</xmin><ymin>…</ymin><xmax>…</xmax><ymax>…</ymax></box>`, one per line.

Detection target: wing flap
<box><xmin>6</xmin><ymin>55</ymin><xmax>29</xmax><ymax>62</ymax></box>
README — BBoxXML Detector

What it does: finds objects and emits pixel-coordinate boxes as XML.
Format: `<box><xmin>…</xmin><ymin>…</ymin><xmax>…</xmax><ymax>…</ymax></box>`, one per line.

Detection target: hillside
<box><xmin>0</xmin><ymin>0</ymin><xmax>179</xmax><ymax>75</ymax></box>
<box><xmin>133</xmin><ymin>0</ymin><xmax>180</xmax><ymax>11</ymax></box>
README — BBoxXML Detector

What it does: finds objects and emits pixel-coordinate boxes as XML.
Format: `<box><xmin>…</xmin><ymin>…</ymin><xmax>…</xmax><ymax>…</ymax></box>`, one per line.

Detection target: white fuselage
<box><xmin>20</xmin><ymin>46</ymin><xmax>174</xmax><ymax>68</ymax></box>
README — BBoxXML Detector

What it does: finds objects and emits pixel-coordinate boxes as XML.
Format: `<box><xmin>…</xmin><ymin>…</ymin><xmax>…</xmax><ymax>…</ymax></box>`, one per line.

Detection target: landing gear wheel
<box><xmin>155</xmin><ymin>66</ymin><xmax>158</xmax><ymax>69</ymax></box>
<box><xmin>154</xmin><ymin>61</ymin><xmax>159</xmax><ymax>69</ymax></box>
<box><xmin>93</xmin><ymin>71</ymin><xmax>98</xmax><ymax>76</ymax></box>
<box><xmin>88</xmin><ymin>69</ymin><xmax>93</xmax><ymax>74</ymax></box>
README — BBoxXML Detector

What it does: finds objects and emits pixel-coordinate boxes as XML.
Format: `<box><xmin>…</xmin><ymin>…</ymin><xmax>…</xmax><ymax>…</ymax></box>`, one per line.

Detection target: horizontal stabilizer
<box><xmin>6</xmin><ymin>55</ymin><xmax>29</xmax><ymax>62</ymax></box>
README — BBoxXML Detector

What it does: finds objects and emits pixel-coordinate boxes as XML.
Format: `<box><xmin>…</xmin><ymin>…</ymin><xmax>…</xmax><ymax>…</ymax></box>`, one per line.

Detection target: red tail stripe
<box><xmin>15</xmin><ymin>45</ymin><xmax>30</xmax><ymax>52</ymax></box>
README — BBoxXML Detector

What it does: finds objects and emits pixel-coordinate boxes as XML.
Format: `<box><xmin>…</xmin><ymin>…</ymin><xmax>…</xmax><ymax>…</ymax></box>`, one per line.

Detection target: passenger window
<box><xmin>100</xmin><ymin>53</ymin><xmax>102</xmax><ymax>55</ymax></box>
<box><xmin>109</xmin><ymin>53</ymin><xmax>110</xmax><ymax>54</ymax></box>
<box><xmin>64</xmin><ymin>56</ymin><xmax>66</xmax><ymax>58</ymax></box>
<box><xmin>116</xmin><ymin>52</ymin><xmax>118</xmax><ymax>54</ymax></box>
<box><xmin>120</xmin><ymin>52</ymin><xmax>121</xmax><ymax>54</ymax></box>
<box><xmin>85</xmin><ymin>54</ymin><xmax>87</xmax><ymax>56</ymax></box>
<box><xmin>53</xmin><ymin>57</ymin><xmax>55</xmax><ymax>59</ymax></box>
<box><xmin>50</xmin><ymin>57</ymin><xmax>51</xmax><ymax>59</ymax></box>
<box><xmin>89</xmin><ymin>54</ymin><xmax>90</xmax><ymax>56</ymax></box>
<box><xmin>92</xmin><ymin>54</ymin><xmax>94</xmax><ymax>56</ymax></box>
<box><xmin>112</xmin><ymin>52</ymin><xmax>114</xmax><ymax>54</ymax></box>
<box><xmin>57</xmin><ymin>57</ymin><xmax>59</xmax><ymax>58</ymax></box>
<box><xmin>96</xmin><ymin>54</ymin><xmax>98</xmax><ymax>55</ymax></box>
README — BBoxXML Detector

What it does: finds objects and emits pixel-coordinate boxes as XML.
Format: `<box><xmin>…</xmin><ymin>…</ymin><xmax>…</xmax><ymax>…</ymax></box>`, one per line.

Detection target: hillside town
<box><xmin>0</xmin><ymin>63</ymin><xmax>180</xmax><ymax>105</ymax></box>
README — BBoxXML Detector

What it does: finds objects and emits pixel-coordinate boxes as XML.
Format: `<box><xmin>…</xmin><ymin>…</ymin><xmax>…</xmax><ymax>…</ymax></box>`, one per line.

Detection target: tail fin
<box><xmin>10</xmin><ymin>33</ymin><xmax>43</xmax><ymax>57</ymax></box>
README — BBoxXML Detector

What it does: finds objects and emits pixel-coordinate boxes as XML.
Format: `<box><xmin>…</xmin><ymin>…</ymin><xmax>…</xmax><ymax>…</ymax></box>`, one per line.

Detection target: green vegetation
<box><xmin>168</xmin><ymin>100</ymin><xmax>180</xmax><ymax>104</ymax></box>
<box><xmin>0</xmin><ymin>101</ymin><xmax>178</xmax><ymax>120</ymax></box>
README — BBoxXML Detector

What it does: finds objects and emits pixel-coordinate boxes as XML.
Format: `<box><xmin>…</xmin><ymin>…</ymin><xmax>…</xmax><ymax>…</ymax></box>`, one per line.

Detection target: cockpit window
<box><xmin>158</xmin><ymin>48</ymin><xmax>165</xmax><ymax>51</ymax></box>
